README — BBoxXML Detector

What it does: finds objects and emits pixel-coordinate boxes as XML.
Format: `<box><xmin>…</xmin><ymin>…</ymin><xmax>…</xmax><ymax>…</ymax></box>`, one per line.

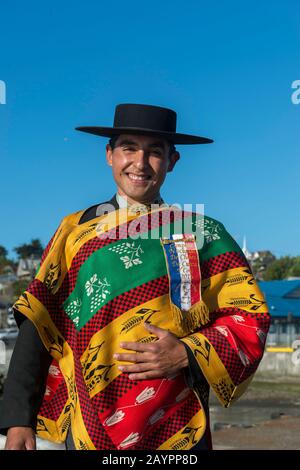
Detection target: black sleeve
<box><xmin>182</xmin><ymin>342</ymin><xmax>206</xmax><ymax>389</ymax></box>
<box><xmin>0</xmin><ymin>319</ymin><xmax>52</xmax><ymax>435</ymax></box>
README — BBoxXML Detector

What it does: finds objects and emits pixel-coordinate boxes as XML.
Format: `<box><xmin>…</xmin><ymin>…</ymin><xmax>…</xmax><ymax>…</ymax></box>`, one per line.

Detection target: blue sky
<box><xmin>0</xmin><ymin>0</ymin><xmax>299</xmax><ymax>258</ymax></box>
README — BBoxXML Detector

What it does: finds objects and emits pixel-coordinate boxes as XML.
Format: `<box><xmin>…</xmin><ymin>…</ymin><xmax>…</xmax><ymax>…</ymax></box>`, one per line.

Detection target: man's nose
<box><xmin>134</xmin><ymin>150</ymin><xmax>148</xmax><ymax>169</ymax></box>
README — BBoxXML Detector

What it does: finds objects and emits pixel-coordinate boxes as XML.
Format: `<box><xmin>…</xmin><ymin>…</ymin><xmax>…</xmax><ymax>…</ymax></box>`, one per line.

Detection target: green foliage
<box><xmin>0</xmin><ymin>259</ymin><xmax>16</xmax><ymax>274</ymax></box>
<box><xmin>288</xmin><ymin>257</ymin><xmax>300</xmax><ymax>277</ymax></box>
<box><xmin>0</xmin><ymin>246</ymin><xmax>8</xmax><ymax>258</ymax></box>
<box><xmin>13</xmin><ymin>239</ymin><xmax>44</xmax><ymax>259</ymax></box>
<box><xmin>263</xmin><ymin>256</ymin><xmax>300</xmax><ymax>280</ymax></box>
<box><xmin>12</xmin><ymin>279</ymin><xmax>30</xmax><ymax>300</ymax></box>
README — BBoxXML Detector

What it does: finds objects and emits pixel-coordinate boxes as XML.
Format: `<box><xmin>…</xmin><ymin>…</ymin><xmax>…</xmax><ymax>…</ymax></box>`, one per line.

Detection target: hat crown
<box><xmin>113</xmin><ymin>103</ymin><xmax>177</xmax><ymax>133</ymax></box>
<box><xmin>76</xmin><ymin>103</ymin><xmax>213</xmax><ymax>144</ymax></box>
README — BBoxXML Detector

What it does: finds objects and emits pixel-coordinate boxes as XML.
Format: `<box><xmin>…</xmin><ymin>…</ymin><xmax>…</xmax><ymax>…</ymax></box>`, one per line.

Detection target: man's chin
<box><xmin>121</xmin><ymin>185</ymin><xmax>150</xmax><ymax>201</ymax></box>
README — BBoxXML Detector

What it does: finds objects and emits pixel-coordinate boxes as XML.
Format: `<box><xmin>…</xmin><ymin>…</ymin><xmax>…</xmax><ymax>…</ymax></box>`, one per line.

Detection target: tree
<box><xmin>12</xmin><ymin>279</ymin><xmax>31</xmax><ymax>300</ymax></box>
<box><xmin>0</xmin><ymin>245</ymin><xmax>16</xmax><ymax>274</ymax></box>
<box><xmin>264</xmin><ymin>256</ymin><xmax>295</xmax><ymax>280</ymax></box>
<box><xmin>0</xmin><ymin>245</ymin><xmax>8</xmax><ymax>258</ymax></box>
<box><xmin>288</xmin><ymin>256</ymin><xmax>300</xmax><ymax>277</ymax></box>
<box><xmin>13</xmin><ymin>239</ymin><xmax>44</xmax><ymax>259</ymax></box>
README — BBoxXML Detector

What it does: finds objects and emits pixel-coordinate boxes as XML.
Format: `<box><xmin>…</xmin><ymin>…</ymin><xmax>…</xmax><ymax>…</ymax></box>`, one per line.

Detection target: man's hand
<box><xmin>114</xmin><ymin>322</ymin><xmax>189</xmax><ymax>380</ymax></box>
<box><xmin>5</xmin><ymin>426</ymin><xmax>36</xmax><ymax>450</ymax></box>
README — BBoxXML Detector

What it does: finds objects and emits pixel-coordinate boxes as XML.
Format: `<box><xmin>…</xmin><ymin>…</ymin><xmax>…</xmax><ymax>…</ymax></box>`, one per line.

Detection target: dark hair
<box><xmin>108</xmin><ymin>135</ymin><xmax>176</xmax><ymax>156</ymax></box>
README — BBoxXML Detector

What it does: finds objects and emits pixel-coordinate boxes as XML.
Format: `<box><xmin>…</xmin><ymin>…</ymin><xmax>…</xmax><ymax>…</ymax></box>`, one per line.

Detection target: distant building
<box><xmin>0</xmin><ymin>269</ymin><xmax>17</xmax><ymax>307</ymax></box>
<box><xmin>0</xmin><ymin>272</ymin><xmax>17</xmax><ymax>296</ymax></box>
<box><xmin>17</xmin><ymin>256</ymin><xmax>40</xmax><ymax>280</ymax></box>
<box><xmin>0</xmin><ymin>283</ymin><xmax>6</xmax><ymax>296</ymax></box>
<box><xmin>0</xmin><ymin>301</ymin><xmax>8</xmax><ymax>328</ymax></box>
<box><xmin>242</xmin><ymin>237</ymin><xmax>276</xmax><ymax>280</ymax></box>
<box><xmin>242</xmin><ymin>236</ymin><xmax>252</xmax><ymax>261</ymax></box>
<box><xmin>260</xmin><ymin>279</ymin><xmax>300</xmax><ymax>347</ymax></box>
<box><xmin>0</xmin><ymin>271</ymin><xmax>18</xmax><ymax>286</ymax></box>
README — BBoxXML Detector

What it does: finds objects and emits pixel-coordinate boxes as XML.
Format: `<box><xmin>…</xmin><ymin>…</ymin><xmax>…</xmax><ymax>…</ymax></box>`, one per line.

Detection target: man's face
<box><xmin>106</xmin><ymin>134</ymin><xmax>180</xmax><ymax>204</ymax></box>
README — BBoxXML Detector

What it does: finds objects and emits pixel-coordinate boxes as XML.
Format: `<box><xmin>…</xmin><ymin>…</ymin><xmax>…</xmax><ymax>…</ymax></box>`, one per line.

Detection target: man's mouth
<box><xmin>125</xmin><ymin>173</ymin><xmax>151</xmax><ymax>182</ymax></box>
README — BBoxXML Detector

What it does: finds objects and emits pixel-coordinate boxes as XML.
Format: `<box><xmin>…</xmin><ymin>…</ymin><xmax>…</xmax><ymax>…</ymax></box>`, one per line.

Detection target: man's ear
<box><xmin>106</xmin><ymin>144</ymin><xmax>113</xmax><ymax>166</ymax></box>
<box><xmin>167</xmin><ymin>151</ymin><xmax>180</xmax><ymax>172</ymax></box>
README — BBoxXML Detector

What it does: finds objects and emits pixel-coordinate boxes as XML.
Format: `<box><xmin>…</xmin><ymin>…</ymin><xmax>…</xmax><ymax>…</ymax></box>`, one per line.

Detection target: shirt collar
<box><xmin>116</xmin><ymin>193</ymin><xmax>164</xmax><ymax>210</ymax></box>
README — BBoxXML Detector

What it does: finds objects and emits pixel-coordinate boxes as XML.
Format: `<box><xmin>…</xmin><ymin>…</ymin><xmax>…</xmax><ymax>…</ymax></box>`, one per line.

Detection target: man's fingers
<box><xmin>5</xmin><ymin>439</ymin><xmax>30</xmax><ymax>450</ymax></box>
<box><xmin>118</xmin><ymin>362</ymin><xmax>155</xmax><ymax>373</ymax></box>
<box><xmin>128</xmin><ymin>370</ymin><xmax>163</xmax><ymax>381</ymax></box>
<box><xmin>5</xmin><ymin>427</ymin><xmax>36</xmax><ymax>451</ymax></box>
<box><xmin>119</xmin><ymin>324</ymin><xmax>171</xmax><ymax>353</ymax></box>
<box><xmin>25</xmin><ymin>437</ymin><xmax>36</xmax><ymax>450</ymax></box>
<box><xmin>119</xmin><ymin>342</ymin><xmax>155</xmax><ymax>353</ymax></box>
<box><xmin>143</xmin><ymin>322</ymin><xmax>169</xmax><ymax>338</ymax></box>
<box><xmin>114</xmin><ymin>352</ymin><xmax>152</xmax><ymax>363</ymax></box>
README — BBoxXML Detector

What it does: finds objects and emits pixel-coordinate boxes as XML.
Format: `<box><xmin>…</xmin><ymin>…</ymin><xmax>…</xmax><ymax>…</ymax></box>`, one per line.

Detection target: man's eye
<box><xmin>151</xmin><ymin>150</ymin><xmax>163</xmax><ymax>156</ymax></box>
<box><xmin>123</xmin><ymin>147</ymin><xmax>136</xmax><ymax>152</ymax></box>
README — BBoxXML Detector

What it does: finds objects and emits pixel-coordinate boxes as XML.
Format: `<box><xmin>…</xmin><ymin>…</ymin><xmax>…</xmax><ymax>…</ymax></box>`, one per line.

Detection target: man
<box><xmin>1</xmin><ymin>104</ymin><xmax>270</xmax><ymax>450</ymax></box>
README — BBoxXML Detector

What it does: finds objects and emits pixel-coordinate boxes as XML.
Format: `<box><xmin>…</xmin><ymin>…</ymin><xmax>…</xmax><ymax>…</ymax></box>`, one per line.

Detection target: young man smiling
<box><xmin>1</xmin><ymin>104</ymin><xmax>270</xmax><ymax>451</ymax></box>
<box><xmin>106</xmin><ymin>134</ymin><xmax>179</xmax><ymax>206</ymax></box>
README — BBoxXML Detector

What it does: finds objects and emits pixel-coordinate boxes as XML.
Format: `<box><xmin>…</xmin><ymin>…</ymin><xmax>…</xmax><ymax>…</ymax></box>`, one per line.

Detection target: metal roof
<box><xmin>259</xmin><ymin>280</ymin><xmax>300</xmax><ymax>318</ymax></box>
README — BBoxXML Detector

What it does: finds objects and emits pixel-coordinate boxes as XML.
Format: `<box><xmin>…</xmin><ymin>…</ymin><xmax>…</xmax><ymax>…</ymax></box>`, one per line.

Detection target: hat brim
<box><xmin>75</xmin><ymin>126</ymin><xmax>213</xmax><ymax>144</ymax></box>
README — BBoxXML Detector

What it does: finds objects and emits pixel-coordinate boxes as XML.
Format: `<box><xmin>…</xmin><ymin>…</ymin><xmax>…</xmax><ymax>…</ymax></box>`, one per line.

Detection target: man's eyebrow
<box><xmin>148</xmin><ymin>141</ymin><xmax>166</xmax><ymax>149</ymax></box>
<box><xmin>116</xmin><ymin>139</ymin><xmax>167</xmax><ymax>149</ymax></box>
<box><xmin>117</xmin><ymin>139</ymin><xmax>139</xmax><ymax>147</ymax></box>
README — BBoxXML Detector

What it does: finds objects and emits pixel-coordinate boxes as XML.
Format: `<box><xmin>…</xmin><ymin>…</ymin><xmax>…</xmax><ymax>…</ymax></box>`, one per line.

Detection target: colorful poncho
<box><xmin>13</xmin><ymin>205</ymin><xmax>270</xmax><ymax>450</ymax></box>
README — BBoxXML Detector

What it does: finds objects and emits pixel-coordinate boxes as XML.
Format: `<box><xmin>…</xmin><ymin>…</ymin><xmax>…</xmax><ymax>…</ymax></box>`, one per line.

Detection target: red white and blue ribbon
<box><xmin>160</xmin><ymin>234</ymin><xmax>208</xmax><ymax>332</ymax></box>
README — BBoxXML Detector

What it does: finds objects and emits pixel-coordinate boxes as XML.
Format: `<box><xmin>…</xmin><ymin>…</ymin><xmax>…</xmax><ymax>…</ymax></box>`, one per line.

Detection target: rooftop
<box><xmin>259</xmin><ymin>280</ymin><xmax>300</xmax><ymax>318</ymax></box>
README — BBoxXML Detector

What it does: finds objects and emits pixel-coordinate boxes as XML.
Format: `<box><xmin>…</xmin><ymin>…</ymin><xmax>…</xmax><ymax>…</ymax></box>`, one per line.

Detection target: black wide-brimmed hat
<box><xmin>75</xmin><ymin>103</ymin><xmax>213</xmax><ymax>144</ymax></box>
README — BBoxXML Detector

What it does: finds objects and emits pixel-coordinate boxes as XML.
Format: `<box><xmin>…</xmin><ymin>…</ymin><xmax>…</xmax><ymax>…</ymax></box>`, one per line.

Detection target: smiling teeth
<box><xmin>128</xmin><ymin>174</ymin><xmax>148</xmax><ymax>180</ymax></box>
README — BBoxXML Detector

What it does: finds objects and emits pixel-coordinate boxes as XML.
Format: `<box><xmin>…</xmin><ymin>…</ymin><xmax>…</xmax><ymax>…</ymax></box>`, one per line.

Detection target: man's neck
<box><xmin>116</xmin><ymin>192</ymin><xmax>163</xmax><ymax>208</ymax></box>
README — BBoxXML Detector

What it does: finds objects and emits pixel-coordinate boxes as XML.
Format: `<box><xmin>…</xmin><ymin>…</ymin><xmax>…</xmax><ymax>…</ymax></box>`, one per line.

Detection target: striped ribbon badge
<box><xmin>161</xmin><ymin>233</ymin><xmax>201</xmax><ymax>309</ymax></box>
